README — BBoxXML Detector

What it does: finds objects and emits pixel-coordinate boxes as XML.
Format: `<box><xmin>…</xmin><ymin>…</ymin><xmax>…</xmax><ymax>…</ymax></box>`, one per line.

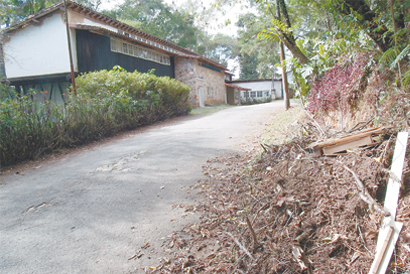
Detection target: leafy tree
<box><xmin>102</xmin><ymin>0</ymin><xmax>201</xmax><ymax>51</ymax></box>
<box><xmin>239</xmin><ymin>52</ymin><xmax>259</xmax><ymax>79</ymax></box>
<box><xmin>198</xmin><ymin>33</ymin><xmax>239</xmax><ymax>67</ymax></box>
<box><xmin>236</xmin><ymin>12</ymin><xmax>280</xmax><ymax>79</ymax></box>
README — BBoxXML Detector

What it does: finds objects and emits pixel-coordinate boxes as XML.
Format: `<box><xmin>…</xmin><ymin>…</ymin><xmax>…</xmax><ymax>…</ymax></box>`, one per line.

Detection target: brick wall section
<box><xmin>175</xmin><ymin>57</ymin><xmax>226</xmax><ymax>107</ymax></box>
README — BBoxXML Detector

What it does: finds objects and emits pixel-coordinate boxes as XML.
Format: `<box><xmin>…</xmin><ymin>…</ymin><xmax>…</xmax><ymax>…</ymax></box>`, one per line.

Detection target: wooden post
<box><xmin>64</xmin><ymin>0</ymin><xmax>77</xmax><ymax>96</ymax></box>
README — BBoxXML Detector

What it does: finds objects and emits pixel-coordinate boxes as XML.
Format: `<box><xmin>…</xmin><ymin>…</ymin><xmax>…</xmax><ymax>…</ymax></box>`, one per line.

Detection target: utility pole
<box><xmin>276</xmin><ymin>0</ymin><xmax>290</xmax><ymax>110</ymax></box>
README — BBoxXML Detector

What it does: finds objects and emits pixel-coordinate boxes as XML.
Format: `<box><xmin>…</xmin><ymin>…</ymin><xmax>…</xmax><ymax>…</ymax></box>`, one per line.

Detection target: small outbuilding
<box><xmin>225</xmin><ymin>83</ymin><xmax>251</xmax><ymax>106</ymax></box>
<box><xmin>227</xmin><ymin>78</ymin><xmax>283</xmax><ymax>102</ymax></box>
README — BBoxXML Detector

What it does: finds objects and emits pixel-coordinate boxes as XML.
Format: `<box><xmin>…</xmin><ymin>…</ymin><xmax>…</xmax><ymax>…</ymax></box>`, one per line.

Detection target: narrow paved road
<box><xmin>1</xmin><ymin>101</ymin><xmax>285</xmax><ymax>274</ymax></box>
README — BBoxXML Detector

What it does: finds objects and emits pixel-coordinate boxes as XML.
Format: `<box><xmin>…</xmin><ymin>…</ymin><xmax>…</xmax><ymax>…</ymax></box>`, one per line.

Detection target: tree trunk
<box><xmin>280</xmin><ymin>41</ymin><xmax>290</xmax><ymax>110</ymax></box>
<box><xmin>274</xmin><ymin>0</ymin><xmax>310</xmax><ymax>65</ymax></box>
<box><xmin>276</xmin><ymin>0</ymin><xmax>290</xmax><ymax>110</ymax></box>
<box><xmin>281</xmin><ymin>33</ymin><xmax>310</xmax><ymax>65</ymax></box>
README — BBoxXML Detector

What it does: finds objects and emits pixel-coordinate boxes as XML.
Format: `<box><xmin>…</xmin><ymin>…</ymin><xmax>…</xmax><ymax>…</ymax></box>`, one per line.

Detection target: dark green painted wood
<box><xmin>76</xmin><ymin>30</ymin><xmax>175</xmax><ymax>77</ymax></box>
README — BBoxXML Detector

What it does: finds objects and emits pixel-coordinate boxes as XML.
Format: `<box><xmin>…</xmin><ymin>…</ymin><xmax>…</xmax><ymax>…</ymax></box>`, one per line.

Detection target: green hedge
<box><xmin>0</xmin><ymin>67</ymin><xmax>190</xmax><ymax>167</ymax></box>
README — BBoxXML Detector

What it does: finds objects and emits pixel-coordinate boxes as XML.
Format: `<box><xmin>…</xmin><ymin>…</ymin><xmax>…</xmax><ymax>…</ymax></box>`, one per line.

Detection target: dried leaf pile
<box><xmin>147</xmin><ymin>124</ymin><xmax>410</xmax><ymax>273</ymax></box>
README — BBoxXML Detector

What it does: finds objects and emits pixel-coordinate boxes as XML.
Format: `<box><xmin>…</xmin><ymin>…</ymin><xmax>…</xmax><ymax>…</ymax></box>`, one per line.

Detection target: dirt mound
<box><xmin>146</xmin><ymin>126</ymin><xmax>410</xmax><ymax>273</ymax></box>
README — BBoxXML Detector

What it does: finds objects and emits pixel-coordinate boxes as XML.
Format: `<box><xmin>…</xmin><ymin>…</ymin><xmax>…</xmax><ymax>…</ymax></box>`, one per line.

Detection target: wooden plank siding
<box><xmin>76</xmin><ymin>30</ymin><xmax>175</xmax><ymax>77</ymax></box>
<box><xmin>11</xmin><ymin>74</ymin><xmax>70</xmax><ymax>104</ymax></box>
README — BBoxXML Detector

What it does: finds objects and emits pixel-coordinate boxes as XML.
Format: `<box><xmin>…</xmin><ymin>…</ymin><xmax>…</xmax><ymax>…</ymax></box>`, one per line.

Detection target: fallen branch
<box><xmin>260</xmin><ymin>143</ymin><xmax>268</xmax><ymax>153</ymax></box>
<box><xmin>292</xmin><ymin>243</ymin><xmax>310</xmax><ymax>272</ymax></box>
<box><xmin>246</xmin><ymin>216</ymin><xmax>259</xmax><ymax>251</ymax></box>
<box><xmin>348</xmin><ymin>116</ymin><xmax>375</xmax><ymax>133</ymax></box>
<box><xmin>342</xmin><ymin>164</ymin><xmax>390</xmax><ymax>217</ymax></box>
<box><xmin>358</xmin><ymin>225</ymin><xmax>374</xmax><ymax>256</ymax></box>
<box><xmin>295</xmin><ymin>229</ymin><xmax>312</xmax><ymax>243</ymax></box>
<box><xmin>299</xmin><ymin>99</ymin><xmax>326</xmax><ymax>138</ymax></box>
<box><xmin>225</xmin><ymin>232</ymin><xmax>254</xmax><ymax>260</ymax></box>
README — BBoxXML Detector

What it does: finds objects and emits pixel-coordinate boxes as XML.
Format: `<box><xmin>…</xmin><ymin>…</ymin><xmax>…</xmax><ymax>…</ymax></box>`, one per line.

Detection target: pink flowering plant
<box><xmin>307</xmin><ymin>52</ymin><xmax>370</xmax><ymax>116</ymax></box>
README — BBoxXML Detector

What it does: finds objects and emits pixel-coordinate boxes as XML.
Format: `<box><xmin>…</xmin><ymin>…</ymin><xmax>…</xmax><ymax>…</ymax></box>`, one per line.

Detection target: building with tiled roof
<box><xmin>1</xmin><ymin>0</ymin><xmax>229</xmax><ymax>107</ymax></box>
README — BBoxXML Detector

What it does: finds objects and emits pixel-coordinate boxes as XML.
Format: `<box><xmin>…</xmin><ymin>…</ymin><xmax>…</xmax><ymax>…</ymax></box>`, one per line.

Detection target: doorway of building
<box><xmin>198</xmin><ymin>86</ymin><xmax>205</xmax><ymax>107</ymax></box>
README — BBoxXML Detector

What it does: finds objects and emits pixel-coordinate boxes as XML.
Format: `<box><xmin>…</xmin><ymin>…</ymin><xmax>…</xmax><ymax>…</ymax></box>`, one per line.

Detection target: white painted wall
<box><xmin>273</xmin><ymin>80</ymin><xmax>282</xmax><ymax>98</ymax></box>
<box><xmin>4</xmin><ymin>13</ymin><xmax>72</xmax><ymax>79</ymax></box>
<box><xmin>233</xmin><ymin>80</ymin><xmax>283</xmax><ymax>100</ymax></box>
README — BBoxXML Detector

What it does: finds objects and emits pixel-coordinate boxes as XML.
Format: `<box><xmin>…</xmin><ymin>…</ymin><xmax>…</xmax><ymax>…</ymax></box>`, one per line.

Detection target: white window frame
<box><xmin>110</xmin><ymin>38</ymin><xmax>171</xmax><ymax>66</ymax></box>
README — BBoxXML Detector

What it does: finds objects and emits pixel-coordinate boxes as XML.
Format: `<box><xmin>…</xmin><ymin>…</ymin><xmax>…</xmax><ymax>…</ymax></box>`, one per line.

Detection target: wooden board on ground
<box><xmin>309</xmin><ymin>127</ymin><xmax>388</xmax><ymax>156</ymax></box>
<box><xmin>323</xmin><ymin>135</ymin><xmax>373</xmax><ymax>155</ymax></box>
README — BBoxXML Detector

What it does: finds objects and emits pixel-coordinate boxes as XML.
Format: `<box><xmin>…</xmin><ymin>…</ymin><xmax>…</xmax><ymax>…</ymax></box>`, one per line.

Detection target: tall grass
<box><xmin>0</xmin><ymin>67</ymin><xmax>190</xmax><ymax>167</ymax></box>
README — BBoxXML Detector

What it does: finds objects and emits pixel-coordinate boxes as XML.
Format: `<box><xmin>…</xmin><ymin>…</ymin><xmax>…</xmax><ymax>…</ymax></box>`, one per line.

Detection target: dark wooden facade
<box><xmin>9</xmin><ymin>73</ymin><xmax>70</xmax><ymax>103</ymax></box>
<box><xmin>76</xmin><ymin>30</ymin><xmax>175</xmax><ymax>77</ymax></box>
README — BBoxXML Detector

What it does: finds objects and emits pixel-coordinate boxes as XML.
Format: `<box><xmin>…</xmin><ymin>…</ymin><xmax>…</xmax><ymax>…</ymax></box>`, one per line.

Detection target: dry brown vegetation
<box><xmin>143</xmin><ymin>115</ymin><xmax>410</xmax><ymax>273</ymax></box>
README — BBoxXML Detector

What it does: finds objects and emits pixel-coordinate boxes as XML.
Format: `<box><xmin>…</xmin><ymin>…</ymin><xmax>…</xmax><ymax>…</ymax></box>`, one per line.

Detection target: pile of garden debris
<box><xmin>147</xmin><ymin>122</ymin><xmax>410</xmax><ymax>273</ymax></box>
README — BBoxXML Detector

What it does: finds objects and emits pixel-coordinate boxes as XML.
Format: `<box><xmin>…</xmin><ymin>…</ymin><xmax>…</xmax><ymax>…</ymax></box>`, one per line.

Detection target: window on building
<box><xmin>265</xmin><ymin>91</ymin><xmax>270</xmax><ymax>97</ymax></box>
<box><xmin>257</xmin><ymin>91</ymin><xmax>263</xmax><ymax>97</ymax></box>
<box><xmin>110</xmin><ymin>38</ymin><xmax>171</xmax><ymax>66</ymax></box>
<box><xmin>250</xmin><ymin>91</ymin><xmax>256</xmax><ymax>98</ymax></box>
<box><xmin>207</xmin><ymin>87</ymin><xmax>215</xmax><ymax>97</ymax></box>
<box><xmin>122</xmin><ymin>43</ymin><xmax>128</xmax><ymax>54</ymax></box>
<box><xmin>110</xmin><ymin>39</ymin><xmax>118</xmax><ymax>51</ymax></box>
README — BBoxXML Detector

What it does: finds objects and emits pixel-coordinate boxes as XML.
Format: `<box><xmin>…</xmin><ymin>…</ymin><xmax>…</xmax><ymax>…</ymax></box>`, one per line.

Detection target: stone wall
<box><xmin>196</xmin><ymin>61</ymin><xmax>226</xmax><ymax>106</ymax></box>
<box><xmin>175</xmin><ymin>57</ymin><xmax>226</xmax><ymax>107</ymax></box>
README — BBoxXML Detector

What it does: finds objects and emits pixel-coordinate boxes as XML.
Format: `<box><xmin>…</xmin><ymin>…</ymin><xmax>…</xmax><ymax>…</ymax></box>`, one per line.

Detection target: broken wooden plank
<box><xmin>371</xmin><ymin>226</ymin><xmax>394</xmax><ymax>274</ymax></box>
<box><xmin>369</xmin><ymin>131</ymin><xmax>408</xmax><ymax>274</ymax></box>
<box><xmin>383</xmin><ymin>132</ymin><xmax>408</xmax><ymax>219</ymax></box>
<box><xmin>323</xmin><ymin>135</ymin><xmax>373</xmax><ymax>155</ymax></box>
<box><xmin>308</xmin><ymin>127</ymin><xmax>386</xmax><ymax>150</ymax></box>
<box><xmin>369</xmin><ymin>221</ymin><xmax>403</xmax><ymax>274</ymax></box>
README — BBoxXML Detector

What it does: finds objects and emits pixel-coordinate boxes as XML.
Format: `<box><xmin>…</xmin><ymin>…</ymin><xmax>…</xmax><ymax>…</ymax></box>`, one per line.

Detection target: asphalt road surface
<box><xmin>1</xmin><ymin>101</ymin><xmax>285</xmax><ymax>274</ymax></box>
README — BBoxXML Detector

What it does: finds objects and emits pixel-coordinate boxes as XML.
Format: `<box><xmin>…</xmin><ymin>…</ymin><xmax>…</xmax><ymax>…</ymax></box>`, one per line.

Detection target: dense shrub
<box><xmin>75</xmin><ymin>66</ymin><xmax>190</xmax><ymax>117</ymax></box>
<box><xmin>241</xmin><ymin>96</ymin><xmax>273</xmax><ymax>105</ymax></box>
<box><xmin>0</xmin><ymin>67</ymin><xmax>190</xmax><ymax>167</ymax></box>
<box><xmin>0</xmin><ymin>82</ymin><xmax>16</xmax><ymax>101</ymax></box>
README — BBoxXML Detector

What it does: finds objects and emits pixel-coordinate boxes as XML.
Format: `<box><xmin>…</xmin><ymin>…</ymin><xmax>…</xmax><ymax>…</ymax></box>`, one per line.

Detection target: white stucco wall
<box><xmin>4</xmin><ymin>13</ymin><xmax>71</xmax><ymax>79</ymax></box>
<box><xmin>233</xmin><ymin>80</ymin><xmax>283</xmax><ymax>100</ymax></box>
<box><xmin>273</xmin><ymin>80</ymin><xmax>282</xmax><ymax>98</ymax></box>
